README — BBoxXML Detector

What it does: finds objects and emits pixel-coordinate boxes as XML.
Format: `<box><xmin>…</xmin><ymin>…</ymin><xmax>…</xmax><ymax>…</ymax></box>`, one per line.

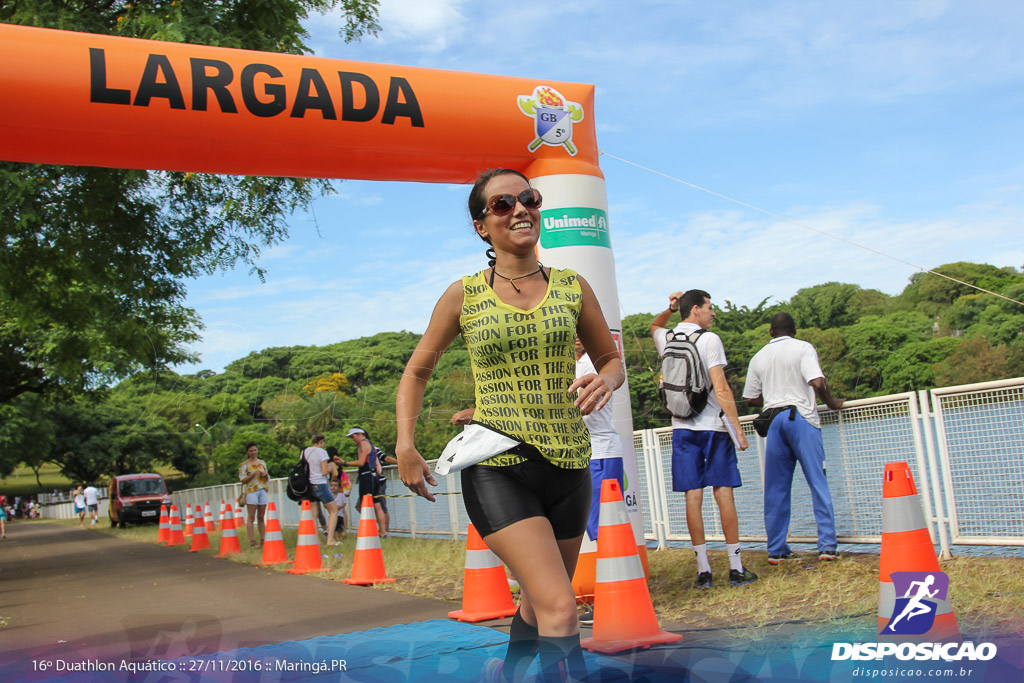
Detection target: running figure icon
<box><xmin>887</xmin><ymin>574</ymin><xmax>939</xmax><ymax>631</ymax></box>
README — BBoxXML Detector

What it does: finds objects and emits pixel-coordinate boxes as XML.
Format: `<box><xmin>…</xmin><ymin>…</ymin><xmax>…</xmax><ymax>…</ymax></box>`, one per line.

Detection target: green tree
<box><xmin>878</xmin><ymin>338</ymin><xmax>961</xmax><ymax>394</ymax></box>
<box><xmin>899</xmin><ymin>263</ymin><xmax>1024</xmax><ymax>317</ymax></box>
<box><xmin>50</xmin><ymin>398</ymin><xmax>195</xmax><ymax>482</ymax></box>
<box><xmin>0</xmin><ymin>395</ymin><xmax>56</xmax><ymax>480</ymax></box>
<box><xmin>932</xmin><ymin>338</ymin><xmax>1012</xmax><ymax>387</ymax></box>
<box><xmin>210</xmin><ymin>428</ymin><xmax>294</xmax><ymax>484</ymax></box>
<box><xmin>789</xmin><ymin>282</ymin><xmax>861</xmax><ymax>330</ymax></box>
<box><xmin>0</xmin><ymin>1</ymin><xmax>380</xmax><ymax>403</ymax></box>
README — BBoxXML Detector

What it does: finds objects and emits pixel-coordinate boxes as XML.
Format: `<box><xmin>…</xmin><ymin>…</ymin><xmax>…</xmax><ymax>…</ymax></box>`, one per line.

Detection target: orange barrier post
<box><xmin>166</xmin><ymin>505</ymin><xmax>186</xmax><ymax>546</ymax></box>
<box><xmin>156</xmin><ymin>504</ymin><xmax>169</xmax><ymax>543</ymax></box>
<box><xmin>878</xmin><ymin>462</ymin><xmax>960</xmax><ymax>642</ymax></box>
<box><xmin>448</xmin><ymin>524</ymin><xmax>518</xmax><ymax>622</ymax></box>
<box><xmin>183</xmin><ymin>506</ymin><xmax>194</xmax><ymax>538</ymax></box>
<box><xmin>218</xmin><ymin>500</ymin><xmax>227</xmax><ymax>531</ymax></box>
<box><xmin>188</xmin><ymin>505</ymin><xmax>210</xmax><ymax>553</ymax></box>
<box><xmin>288</xmin><ymin>500</ymin><xmax>330</xmax><ymax>575</ymax></box>
<box><xmin>215</xmin><ymin>503</ymin><xmax>242</xmax><ymax>558</ymax></box>
<box><xmin>261</xmin><ymin>502</ymin><xmax>290</xmax><ymax>566</ymax></box>
<box><xmin>204</xmin><ymin>502</ymin><xmax>217</xmax><ymax>532</ymax></box>
<box><xmin>582</xmin><ymin>479</ymin><xmax>682</xmax><ymax>654</ymax></box>
<box><xmin>343</xmin><ymin>494</ymin><xmax>395</xmax><ymax>585</ymax></box>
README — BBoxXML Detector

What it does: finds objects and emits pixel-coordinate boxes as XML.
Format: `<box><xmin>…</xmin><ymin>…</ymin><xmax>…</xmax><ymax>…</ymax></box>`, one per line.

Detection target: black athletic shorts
<box><xmin>374</xmin><ymin>475</ymin><xmax>388</xmax><ymax>513</ymax></box>
<box><xmin>357</xmin><ymin>471</ymin><xmax>375</xmax><ymax>506</ymax></box>
<box><xmin>461</xmin><ymin>449</ymin><xmax>591</xmax><ymax>539</ymax></box>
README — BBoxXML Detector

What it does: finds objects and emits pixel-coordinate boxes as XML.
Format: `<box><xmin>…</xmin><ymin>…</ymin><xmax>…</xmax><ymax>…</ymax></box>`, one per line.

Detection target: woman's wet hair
<box><xmin>244</xmin><ymin>441</ymin><xmax>258</xmax><ymax>452</ymax></box>
<box><xmin>311</xmin><ymin>433</ymin><xmax>325</xmax><ymax>444</ymax></box>
<box><xmin>468</xmin><ymin>168</ymin><xmax>531</xmax><ymax>231</ymax></box>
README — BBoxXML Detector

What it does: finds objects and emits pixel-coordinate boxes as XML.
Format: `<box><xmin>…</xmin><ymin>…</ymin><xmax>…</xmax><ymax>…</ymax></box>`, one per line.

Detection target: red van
<box><xmin>107</xmin><ymin>474</ymin><xmax>171</xmax><ymax>527</ymax></box>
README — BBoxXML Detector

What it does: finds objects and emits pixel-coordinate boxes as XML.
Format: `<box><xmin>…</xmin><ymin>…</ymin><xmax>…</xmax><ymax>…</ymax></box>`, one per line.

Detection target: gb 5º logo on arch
<box><xmin>518</xmin><ymin>86</ymin><xmax>584</xmax><ymax>156</ymax></box>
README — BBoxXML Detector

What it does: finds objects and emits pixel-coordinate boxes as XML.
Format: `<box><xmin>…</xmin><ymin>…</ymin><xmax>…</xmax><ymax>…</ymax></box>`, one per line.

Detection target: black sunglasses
<box><xmin>479</xmin><ymin>188</ymin><xmax>543</xmax><ymax>218</ymax></box>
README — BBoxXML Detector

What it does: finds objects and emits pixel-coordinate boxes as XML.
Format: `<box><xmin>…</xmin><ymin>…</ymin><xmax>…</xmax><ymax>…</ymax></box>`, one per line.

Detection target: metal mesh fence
<box><xmin>129</xmin><ymin>378</ymin><xmax>1022</xmax><ymax>553</ymax></box>
<box><xmin>933</xmin><ymin>381</ymin><xmax>1024</xmax><ymax>545</ymax></box>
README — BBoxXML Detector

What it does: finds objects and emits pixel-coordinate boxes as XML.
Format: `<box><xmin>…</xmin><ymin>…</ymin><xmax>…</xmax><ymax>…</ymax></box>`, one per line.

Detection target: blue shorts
<box><xmin>310</xmin><ymin>482</ymin><xmax>334</xmax><ymax>504</ymax></box>
<box><xmin>671</xmin><ymin>429</ymin><xmax>741</xmax><ymax>491</ymax></box>
<box><xmin>245</xmin><ymin>489</ymin><xmax>269</xmax><ymax>506</ymax></box>
<box><xmin>586</xmin><ymin>458</ymin><xmax>624</xmax><ymax>542</ymax></box>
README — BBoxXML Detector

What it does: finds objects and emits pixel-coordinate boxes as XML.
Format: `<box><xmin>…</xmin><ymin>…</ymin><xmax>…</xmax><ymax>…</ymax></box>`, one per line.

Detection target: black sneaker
<box><xmin>578</xmin><ymin>609</ymin><xmax>594</xmax><ymax>626</ymax></box>
<box><xmin>818</xmin><ymin>551</ymin><xmax>840</xmax><ymax>561</ymax></box>
<box><xmin>695</xmin><ymin>571</ymin><xmax>713</xmax><ymax>589</ymax></box>
<box><xmin>768</xmin><ymin>552</ymin><xmax>797</xmax><ymax>565</ymax></box>
<box><xmin>730</xmin><ymin>567</ymin><xmax>759</xmax><ymax>586</ymax></box>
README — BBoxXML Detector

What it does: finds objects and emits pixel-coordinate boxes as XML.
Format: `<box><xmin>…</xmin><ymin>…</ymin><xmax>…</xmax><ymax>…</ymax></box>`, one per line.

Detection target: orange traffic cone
<box><xmin>448</xmin><ymin>524</ymin><xmax>518</xmax><ymax>622</ymax></box>
<box><xmin>234</xmin><ymin>503</ymin><xmax>247</xmax><ymax>545</ymax></box>
<box><xmin>288</xmin><ymin>500</ymin><xmax>330</xmax><ymax>574</ymax></box>
<box><xmin>166</xmin><ymin>505</ymin><xmax>186</xmax><ymax>546</ymax></box>
<box><xmin>204</xmin><ymin>502</ymin><xmax>217</xmax><ymax>532</ymax></box>
<box><xmin>183</xmin><ymin>506</ymin><xmax>194</xmax><ymax>538</ymax></box>
<box><xmin>343</xmin><ymin>494</ymin><xmax>395</xmax><ymax>585</ymax></box>
<box><xmin>218</xmin><ymin>499</ymin><xmax>226</xmax><ymax>530</ymax></box>
<box><xmin>188</xmin><ymin>505</ymin><xmax>210</xmax><ymax>552</ymax></box>
<box><xmin>261</xmin><ymin>502</ymin><xmax>290</xmax><ymax>566</ymax></box>
<box><xmin>582</xmin><ymin>479</ymin><xmax>682</xmax><ymax>654</ymax></box>
<box><xmin>156</xmin><ymin>504</ymin><xmax>169</xmax><ymax>543</ymax></box>
<box><xmin>878</xmin><ymin>462</ymin><xmax>960</xmax><ymax>642</ymax></box>
<box><xmin>216</xmin><ymin>503</ymin><xmax>242</xmax><ymax>557</ymax></box>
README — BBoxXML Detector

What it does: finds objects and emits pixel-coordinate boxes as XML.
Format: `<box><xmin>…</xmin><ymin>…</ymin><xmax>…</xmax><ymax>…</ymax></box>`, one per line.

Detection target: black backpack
<box><xmin>658</xmin><ymin>329</ymin><xmax>710</xmax><ymax>419</ymax></box>
<box><xmin>286</xmin><ymin>448</ymin><xmax>311</xmax><ymax>502</ymax></box>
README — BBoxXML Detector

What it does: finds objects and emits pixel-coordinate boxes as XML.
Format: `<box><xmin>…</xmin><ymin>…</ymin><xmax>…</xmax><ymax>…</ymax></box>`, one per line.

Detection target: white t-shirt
<box><xmin>743</xmin><ymin>336</ymin><xmax>825</xmax><ymax>428</ymax></box>
<box><xmin>304</xmin><ymin>447</ymin><xmax>329</xmax><ymax>485</ymax></box>
<box><xmin>333</xmin><ymin>492</ymin><xmax>347</xmax><ymax>516</ymax></box>
<box><xmin>74</xmin><ymin>493</ymin><xmax>85</xmax><ymax>509</ymax></box>
<box><xmin>653</xmin><ymin>322</ymin><xmax>727</xmax><ymax>432</ymax></box>
<box><xmin>83</xmin><ymin>486</ymin><xmax>99</xmax><ymax>505</ymax></box>
<box><xmin>575</xmin><ymin>352</ymin><xmax>621</xmax><ymax>460</ymax></box>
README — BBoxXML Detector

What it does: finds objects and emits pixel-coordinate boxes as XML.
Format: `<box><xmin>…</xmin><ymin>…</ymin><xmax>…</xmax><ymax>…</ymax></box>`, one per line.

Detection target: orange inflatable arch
<box><xmin>0</xmin><ymin>22</ymin><xmax>651</xmax><ymax>600</ymax></box>
<box><xmin>0</xmin><ymin>23</ymin><xmax>601</xmax><ymax>182</ymax></box>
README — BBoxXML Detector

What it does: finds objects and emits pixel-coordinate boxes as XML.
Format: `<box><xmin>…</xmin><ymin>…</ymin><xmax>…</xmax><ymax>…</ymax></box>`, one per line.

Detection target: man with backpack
<box><xmin>651</xmin><ymin>289</ymin><xmax>758</xmax><ymax>589</ymax></box>
<box><xmin>742</xmin><ymin>312</ymin><xmax>845</xmax><ymax>564</ymax></box>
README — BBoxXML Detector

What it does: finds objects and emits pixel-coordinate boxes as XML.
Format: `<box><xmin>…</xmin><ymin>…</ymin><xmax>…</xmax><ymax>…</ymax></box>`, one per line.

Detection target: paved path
<box><xmin>0</xmin><ymin>522</ymin><xmax>454</xmax><ymax>665</ymax></box>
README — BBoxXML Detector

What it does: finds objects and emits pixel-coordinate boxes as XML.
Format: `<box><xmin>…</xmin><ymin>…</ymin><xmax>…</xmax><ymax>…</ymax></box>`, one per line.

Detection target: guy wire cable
<box><xmin>600</xmin><ymin>150</ymin><xmax>1024</xmax><ymax>309</ymax></box>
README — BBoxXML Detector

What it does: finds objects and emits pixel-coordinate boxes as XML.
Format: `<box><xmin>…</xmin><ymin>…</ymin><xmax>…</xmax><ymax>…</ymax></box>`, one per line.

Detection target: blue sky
<box><xmin>179</xmin><ymin>0</ymin><xmax>1024</xmax><ymax>373</ymax></box>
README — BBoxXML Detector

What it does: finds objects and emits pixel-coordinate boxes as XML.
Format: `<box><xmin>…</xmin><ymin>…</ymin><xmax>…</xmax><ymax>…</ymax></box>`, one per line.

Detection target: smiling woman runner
<box><xmin>396</xmin><ymin>168</ymin><xmax>624</xmax><ymax>683</ymax></box>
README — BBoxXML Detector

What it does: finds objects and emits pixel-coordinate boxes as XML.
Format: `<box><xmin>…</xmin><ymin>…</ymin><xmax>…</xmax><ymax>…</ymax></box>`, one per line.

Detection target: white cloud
<box><xmin>610</xmin><ymin>198</ymin><xmax>1024</xmax><ymax>317</ymax></box>
<box><xmin>375</xmin><ymin>0</ymin><xmax>469</xmax><ymax>52</ymax></box>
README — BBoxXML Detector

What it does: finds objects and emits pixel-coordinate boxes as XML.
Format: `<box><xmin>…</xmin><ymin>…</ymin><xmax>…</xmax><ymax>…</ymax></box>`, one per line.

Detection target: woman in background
<box><xmin>238</xmin><ymin>441</ymin><xmax>270</xmax><ymax>547</ymax></box>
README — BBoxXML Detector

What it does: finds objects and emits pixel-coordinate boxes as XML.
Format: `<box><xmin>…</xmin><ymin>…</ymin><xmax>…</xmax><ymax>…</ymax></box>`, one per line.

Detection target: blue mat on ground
<box><xmin>42</xmin><ymin>619</ymin><xmax>653</xmax><ymax>682</ymax></box>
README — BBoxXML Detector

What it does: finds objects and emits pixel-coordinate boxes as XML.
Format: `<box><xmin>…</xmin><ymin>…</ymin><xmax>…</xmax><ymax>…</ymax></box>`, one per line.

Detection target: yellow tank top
<box><xmin>460</xmin><ymin>267</ymin><xmax>591</xmax><ymax>469</ymax></box>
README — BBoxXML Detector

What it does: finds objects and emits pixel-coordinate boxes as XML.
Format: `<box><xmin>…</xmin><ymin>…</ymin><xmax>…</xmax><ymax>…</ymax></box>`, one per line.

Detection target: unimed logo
<box><xmin>831</xmin><ymin>642</ymin><xmax>998</xmax><ymax>662</ymax></box>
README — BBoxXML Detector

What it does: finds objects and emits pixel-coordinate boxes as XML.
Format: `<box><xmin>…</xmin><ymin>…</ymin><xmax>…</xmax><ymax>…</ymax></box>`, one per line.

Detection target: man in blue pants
<box><xmin>743</xmin><ymin>313</ymin><xmax>845</xmax><ymax>564</ymax></box>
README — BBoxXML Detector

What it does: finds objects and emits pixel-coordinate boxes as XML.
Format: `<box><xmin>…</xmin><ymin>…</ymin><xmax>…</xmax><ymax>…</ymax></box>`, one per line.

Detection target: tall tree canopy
<box><xmin>0</xmin><ymin>0</ymin><xmax>381</xmax><ymax>403</ymax></box>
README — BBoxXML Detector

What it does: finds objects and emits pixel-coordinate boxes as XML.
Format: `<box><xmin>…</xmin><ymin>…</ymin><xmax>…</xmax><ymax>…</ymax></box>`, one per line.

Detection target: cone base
<box><xmin>448</xmin><ymin>607</ymin><xmax>518</xmax><ymax>623</ymax></box>
<box><xmin>216</xmin><ymin>549</ymin><xmax>241</xmax><ymax>558</ymax></box>
<box><xmin>581</xmin><ymin>630</ymin><xmax>683</xmax><ymax>654</ymax></box>
<box><xmin>342</xmin><ymin>577</ymin><xmax>395</xmax><ymax>585</ymax></box>
<box><xmin>288</xmin><ymin>566</ymin><xmax>332</xmax><ymax>574</ymax></box>
<box><xmin>261</xmin><ymin>557</ymin><xmax>291</xmax><ymax>566</ymax></box>
<box><xmin>187</xmin><ymin>546</ymin><xmax>209</xmax><ymax>553</ymax></box>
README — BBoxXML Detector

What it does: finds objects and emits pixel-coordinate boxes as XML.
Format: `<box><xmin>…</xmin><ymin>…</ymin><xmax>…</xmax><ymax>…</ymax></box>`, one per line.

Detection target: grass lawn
<box><xmin>60</xmin><ymin>518</ymin><xmax>1024</xmax><ymax>641</ymax></box>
